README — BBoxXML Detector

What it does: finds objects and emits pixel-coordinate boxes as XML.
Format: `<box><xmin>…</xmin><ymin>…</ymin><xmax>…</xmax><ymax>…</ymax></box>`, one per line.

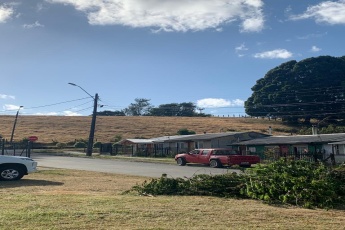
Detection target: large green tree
<box><xmin>124</xmin><ymin>98</ymin><xmax>152</xmax><ymax>116</ymax></box>
<box><xmin>245</xmin><ymin>56</ymin><xmax>345</xmax><ymax>123</ymax></box>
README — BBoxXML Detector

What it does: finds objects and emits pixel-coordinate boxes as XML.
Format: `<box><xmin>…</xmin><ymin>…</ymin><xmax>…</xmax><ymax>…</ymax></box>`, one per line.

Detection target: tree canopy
<box><xmin>245</xmin><ymin>55</ymin><xmax>345</xmax><ymax>123</ymax></box>
<box><xmin>123</xmin><ymin>98</ymin><xmax>152</xmax><ymax>116</ymax></box>
<box><xmin>148</xmin><ymin>102</ymin><xmax>208</xmax><ymax>117</ymax></box>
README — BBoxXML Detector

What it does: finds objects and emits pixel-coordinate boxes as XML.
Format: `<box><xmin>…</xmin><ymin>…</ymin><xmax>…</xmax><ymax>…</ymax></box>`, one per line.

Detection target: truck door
<box><xmin>198</xmin><ymin>149</ymin><xmax>211</xmax><ymax>164</ymax></box>
<box><xmin>185</xmin><ymin>149</ymin><xmax>200</xmax><ymax>162</ymax></box>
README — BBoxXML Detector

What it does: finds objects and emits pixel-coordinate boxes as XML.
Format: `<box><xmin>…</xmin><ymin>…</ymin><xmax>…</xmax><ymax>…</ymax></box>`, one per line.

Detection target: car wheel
<box><xmin>209</xmin><ymin>160</ymin><xmax>222</xmax><ymax>168</ymax></box>
<box><xmin>0</xmin><ymin>165</ymin><xmax>25</xmax><ymax>181</ymax></box>
<box><xmin>176</xmin><ymin>158</ymin><xmax>186</xmax><ymax>166</ymax></box>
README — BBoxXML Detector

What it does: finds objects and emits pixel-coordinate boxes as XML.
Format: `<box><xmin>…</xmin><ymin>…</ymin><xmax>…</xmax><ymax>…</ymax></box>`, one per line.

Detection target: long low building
<box><xmin>237</xmin><ymin>133</ymin><xmax>345</xmax><ymax>163</ymax></box>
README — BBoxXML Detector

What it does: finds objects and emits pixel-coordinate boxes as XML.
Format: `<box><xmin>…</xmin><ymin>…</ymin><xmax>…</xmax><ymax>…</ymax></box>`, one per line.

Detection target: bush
<box><xmin>74</xmin><ymin>142</ymin><xmax>86</xmax><ymax>148</ymax></box>
<box><xmin>93</xmin><ymin>141</ymin><xmax>102</xmax><ymax>148</ymax></box>
<box><xmin>177</xmin><ymin>128</ymin><xmax>196</xmax><ymax>135</ymax></box>
<box><xmin>112</xmin><ymin>135</ymin><xmax>122</xmax><ymax>143</ymax></box>
<box><xmin>56</xmin><ymin>142</ymin><xmax>67</xmax><ymax>149</ymax></box>
<box><xmin>128</xmin><ymin>160</ymin><xmax>345</xmax><ymax>209</ymax></box>
<box><xmin>244</xmin><ymin>159</ymin><xmax>341</xmax><ymax>208</ymax></box>
<box><xmin>127</xmin><ymin>173</ymin><xmax>246</xmax><ymax>198</ymax></box>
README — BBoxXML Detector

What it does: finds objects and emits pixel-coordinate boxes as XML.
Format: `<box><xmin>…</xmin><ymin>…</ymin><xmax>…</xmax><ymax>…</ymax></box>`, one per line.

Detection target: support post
<box><xmin>86</xmin><ymin>93</ymin><xmax>98</xmax><ymax>156</ymax></box>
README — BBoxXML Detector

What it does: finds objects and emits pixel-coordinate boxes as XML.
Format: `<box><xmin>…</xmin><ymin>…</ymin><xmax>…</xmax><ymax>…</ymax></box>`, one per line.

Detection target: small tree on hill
<box><xmin>177</xmin><ymin>128</ymin><xmax>196</xmax><ymax>135</ymax></box>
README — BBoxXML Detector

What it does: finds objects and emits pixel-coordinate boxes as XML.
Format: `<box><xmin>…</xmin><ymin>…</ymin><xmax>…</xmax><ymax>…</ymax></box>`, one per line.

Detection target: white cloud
<box><xmin>253</xmin><ymin>49</ymin><xmax>293</xmax><ymax>59</ymax></box>
<box><xmin>235</xmin><ymin>43</ymin><xmax>249</xmax><ymax>52</ymax></box>
<box><xmin>34</xmin><ymin>111</ymin><xmax>82</xmax><ymax>116</ymax></box>
<box><xmin>197</xmin><ymin>98</ymin><xmax>244</xmax><ymax>108</ymax></box>
<box><xmin>47</xmin><ymin>0</ymin><xmax>265</xmax><ymax>32</ymax></box>
<box><xmin>23</xmin><ymin>21</ymin><xmax>44</xmax><ymax>29</ymax></box>
<box><xmin>311</xmin><ymin>45</ymin><xmax>321</xmax><ymax>52</ymax></box>
<box><xmin>296</xmin><ymin>32</ymin><xmax>327</xmax><ymax>40</ymax></box>
<box><xmin>63</xmin><ymin>111</ymin><xmax>82</xmax><ymax>116</ymax></box>
<box><xmin>3</xmin><ymin>104</ymin><xmax>21</xmax><ymax>111</ymax></box>
<box><xmin>0</xmin><ymin>6</ymin><xmax>13</xmax><ymax>23</ymax></box>
<box><xmin>235</xmin><ymin>43</ymin><xmax>249</xmax><ymax>57</ymax></box>
<box><xmin>290</xmin><ymin>0</ymin><xmax>345</xmax><ymax>25</ymax></box>
<box><xmin>0</xmin><ymin>94</ymin><xmax>15</xmax><ymax>100</ymax></box>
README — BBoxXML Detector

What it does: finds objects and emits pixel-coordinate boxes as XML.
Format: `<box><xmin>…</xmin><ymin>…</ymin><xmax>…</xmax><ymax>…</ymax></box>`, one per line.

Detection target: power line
<box><xmin>22</xmin><ymin>97</ymin><xmax>91</xmax><ymax>110</ymax></box>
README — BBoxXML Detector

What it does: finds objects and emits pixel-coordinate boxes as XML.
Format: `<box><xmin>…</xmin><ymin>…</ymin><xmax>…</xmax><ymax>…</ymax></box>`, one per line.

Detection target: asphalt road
<box><xmin>31</xmin><ymin>154</ymin><xmax>239</xmax><ymax>178</ymax></box>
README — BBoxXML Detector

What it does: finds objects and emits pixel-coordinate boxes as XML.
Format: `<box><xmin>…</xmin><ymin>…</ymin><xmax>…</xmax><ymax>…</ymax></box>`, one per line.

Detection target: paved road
<box><xmin>31</xmin><ymin>154</ymin><xmax>239</xmax><ymax>178</ymax></box>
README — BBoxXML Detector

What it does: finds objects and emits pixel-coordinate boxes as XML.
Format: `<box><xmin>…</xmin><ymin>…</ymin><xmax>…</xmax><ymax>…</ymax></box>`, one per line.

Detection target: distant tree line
<box><xmin>96</xmin><ymin>98</ymin><xmax>210</xmax><ymax>117</ymax></box>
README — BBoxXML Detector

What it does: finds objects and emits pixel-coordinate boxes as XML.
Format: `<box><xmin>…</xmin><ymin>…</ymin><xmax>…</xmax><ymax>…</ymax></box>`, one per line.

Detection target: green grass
<box><xmin>0</xmin><ymin>168</ymin><xmax>344</xmax><ymax>229</ymax></box>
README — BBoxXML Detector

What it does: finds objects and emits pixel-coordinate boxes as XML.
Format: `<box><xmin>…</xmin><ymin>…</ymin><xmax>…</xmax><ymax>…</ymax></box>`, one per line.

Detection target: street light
<box><xmin>10</xmin><ymin>106</ymin><xmax>23</xmax><ymax>143</ymax></box>
<box><xmin>68</xmin><ymin>82</ymin><xmax>98</xmax><ymax>156</ymax></box>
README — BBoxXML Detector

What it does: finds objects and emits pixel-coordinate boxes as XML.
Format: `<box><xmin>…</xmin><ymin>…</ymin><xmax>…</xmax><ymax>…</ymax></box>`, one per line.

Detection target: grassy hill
<box><xmin>0</xmin><ymin>115</ymin><xmax>300</xmax><ymax>144</ymax></box>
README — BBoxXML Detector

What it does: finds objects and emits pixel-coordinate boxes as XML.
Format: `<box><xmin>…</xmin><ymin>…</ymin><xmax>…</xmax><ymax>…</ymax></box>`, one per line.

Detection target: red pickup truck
<box><xmin>175</xmin><ymin>148</ymin><xmax>260</xmax><ymax>168</ymax></box>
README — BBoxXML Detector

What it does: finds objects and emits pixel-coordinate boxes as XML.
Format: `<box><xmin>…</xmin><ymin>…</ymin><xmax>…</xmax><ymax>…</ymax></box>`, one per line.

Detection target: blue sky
<box><xmin>0</xmin><ymin>0</ymin><xmax>344</xmax><ymax>116</ymax></box>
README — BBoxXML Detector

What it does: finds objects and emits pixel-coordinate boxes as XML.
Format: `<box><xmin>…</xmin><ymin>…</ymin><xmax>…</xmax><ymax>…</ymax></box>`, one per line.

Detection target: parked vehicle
<box><xmin>175</xmin><ymin>148</ymin><xmax>260</xmax><ymax>168</ymax></box>
<box><xmin>0</xmin><ymin>155</ymin><xmax>38</xmax><ymax>181</ymax></box>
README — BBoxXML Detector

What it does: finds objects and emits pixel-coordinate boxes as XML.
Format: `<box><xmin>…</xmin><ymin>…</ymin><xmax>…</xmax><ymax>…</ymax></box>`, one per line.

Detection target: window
<box><xmin>178</xmin><ymin>142</ymin><xmax>185</xmax><ymax>149</ymax></box>
<box><xmin>248</xmin><ymin>147</ymin><xmax>256</xmax><ymax>153</ymax></box>
<box><xmin>213</xmin><ymin>149</ymin><xmax>238</xmax><ymax>155</ymax></box>
<box><xmin>190</xmin><ymin>150</ymin><xmax>199</xmax><ymax>154</ymax></box>
<box><xmin>201</xmin><ymin>150</ymin><xmax>210</xmax><ymax>155</ymax></box>
<box><xmin>296</xmin><ymin>146</ymin><xmax>308</xmax><ymax>154</ymax></box>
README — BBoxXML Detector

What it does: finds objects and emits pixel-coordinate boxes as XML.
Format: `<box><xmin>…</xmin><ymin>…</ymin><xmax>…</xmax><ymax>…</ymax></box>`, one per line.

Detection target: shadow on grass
<box><xmin>0</xmin><ymin>179</ymin><xmax>64</xmax><ymax>188</ymax></box>
<box><xmin>267</xmin><ymin>202</ymin><xmax>345</xmax><ymax>211</ymax></box>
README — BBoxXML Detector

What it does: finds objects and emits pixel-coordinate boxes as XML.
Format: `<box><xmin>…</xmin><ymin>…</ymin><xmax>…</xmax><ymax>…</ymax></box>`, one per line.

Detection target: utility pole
<box><xmin>86</xmin><ymin>93</ymin><xmax>98</xmax><ymax>156</ymax></box>
<box><xmin>10</xmin><ymin>106</ymin><xmax>23</xmax><ymax>143</ymax></box>
<box><xmin>68</xmin><ymin>83</ymin><xmax>98</xmax><ymax>156</ymax></box>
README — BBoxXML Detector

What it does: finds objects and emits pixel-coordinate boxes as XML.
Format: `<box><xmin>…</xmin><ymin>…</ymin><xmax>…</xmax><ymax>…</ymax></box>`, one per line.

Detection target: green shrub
<box><xmin>128</xmin><ymin>160</ymin><xmax>345</xmax><ymax>209</ymax></box>
<box><xmin>112</xmin><ymin>135</ymin><xmax>122</xmax><ymax>143</ymax></box>
<box><xmin>177</xmin><ymin>128</ymin><xmax>196</xmax><ymax>135</ymax></box>
<box><xmin>244</xmin><ymin>159</ymin><xmax>341</xmax><ymax>208</ymax></box>
<box><xmin>127</xmin><ymin>173</ymin><xmax>245</xmax><ymax>198</ymax></box>
<box><xmin>20</xmin><ymin>138</ymin><xmax>29</xmax><ymax>143</ymax></box>
<box><xmin>67</xmin><ymin>141</ymin><xmax>76</xmax><ymax>146</ymax></box>
<box><xmin>93</xmin><ymin>141</ymin><xmax>102</xmax><ymax>148</ymax></box>
<box><xmin>74</xmin><ymin>142</ymin><xmax>86</xmax><ymax>148</ymax></box>
<box><xmin>56</xmin><ymin>142</ymin><xmax>67</xmax><ymax>149</ymax></box>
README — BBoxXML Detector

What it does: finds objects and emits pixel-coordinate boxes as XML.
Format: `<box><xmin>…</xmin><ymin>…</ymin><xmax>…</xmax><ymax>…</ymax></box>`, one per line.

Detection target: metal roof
<box><xmin>238</xmin><ymin>133</ymin><xmax>345</xmax><ymax>145</ymax></box>
<box><xmin>162</xmin><ymin>132</ymin><xmax>268</xmax><ymax>142</ymax></box>
<box><xmin>119</xmin><ymin>132</ymin><xmax>268</xmax><ymax>144</ymax></box>
<box><xmin>118</xmin><ymin>135</ymin><xmax>195</xmax><ymax>144</ymax></box>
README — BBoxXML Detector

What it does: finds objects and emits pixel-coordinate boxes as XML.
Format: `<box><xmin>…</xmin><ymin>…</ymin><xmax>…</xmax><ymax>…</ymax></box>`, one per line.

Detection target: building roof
<box><xmin>162</xmin><ymin>132</ymin><xmax>268</xmax><ymax>142</ymax></box>
<box><xmin>119</xmin><ymin>132</ymin><xmax>269</xmax><ymax>144</ymax></box>
<box><xmin>238</xmin><ymin>133</ymin><xmax>345</xmax><ymax>145</ymax></box>
<box><xmin>118</xmin><ymin>135</ymin><xmax>195</xmax><ymax>144</ymax></box>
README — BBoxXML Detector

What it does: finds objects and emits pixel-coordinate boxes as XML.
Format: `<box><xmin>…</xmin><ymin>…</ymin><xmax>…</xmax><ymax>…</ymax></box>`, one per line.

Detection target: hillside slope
<box><xmin>0</xmin><ymin>116</ymin><xmax>297</xmax><ymax>143</ymax></box>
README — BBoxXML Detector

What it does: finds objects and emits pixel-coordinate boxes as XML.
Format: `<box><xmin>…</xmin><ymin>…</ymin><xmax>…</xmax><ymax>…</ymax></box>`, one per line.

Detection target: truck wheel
<box><xmin>176</xmin><ymin>158</ymin><xmax>186</xmax><ymax>166</ymax></box>
<box><xmin>0</xmin><ymin>165</ymin><xmax>25</xmax><ymax>181</ymax></box>
<box><xmin>240</xmin><ymin>164</ymin><xmax>251</xmax><ymax>168</ymax></box>
<box><xmin>210</xmin><ymin>160</ymin><xmax>222</xmax><ymax>168</ymax></box>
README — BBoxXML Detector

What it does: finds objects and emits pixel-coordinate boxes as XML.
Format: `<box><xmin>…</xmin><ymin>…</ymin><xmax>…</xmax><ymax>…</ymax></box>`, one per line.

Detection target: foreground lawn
<box><xmin>0</xmin><ymin>168</ymin><xmax>344</xmax><ymax>230</ymax></box>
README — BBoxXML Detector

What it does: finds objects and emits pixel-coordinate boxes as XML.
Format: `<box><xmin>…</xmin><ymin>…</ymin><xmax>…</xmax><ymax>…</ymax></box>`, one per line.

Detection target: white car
<box><xmin>0</xmin><ymin>155</ymin><xmax>38</xmax><ymax>181</ymax></box>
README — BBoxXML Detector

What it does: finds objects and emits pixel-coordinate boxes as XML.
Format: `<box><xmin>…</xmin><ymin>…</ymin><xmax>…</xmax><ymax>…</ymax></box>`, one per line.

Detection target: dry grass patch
<box><xmin>0</xmin><ymin>115</ymin><xmax>295</xmax><ymax>143</ymax></box>
<box><xmin>0</xmin><ymin>168</ymin><xmax>344</xmax><ymax>230</ymax></box>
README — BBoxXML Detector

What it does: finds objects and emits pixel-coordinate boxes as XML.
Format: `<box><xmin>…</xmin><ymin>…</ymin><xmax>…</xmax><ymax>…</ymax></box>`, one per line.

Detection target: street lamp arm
<box><xmin>68</xmin><ymin>83</ymin><xmax>95</xmax><ymax>99</ymax></box>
